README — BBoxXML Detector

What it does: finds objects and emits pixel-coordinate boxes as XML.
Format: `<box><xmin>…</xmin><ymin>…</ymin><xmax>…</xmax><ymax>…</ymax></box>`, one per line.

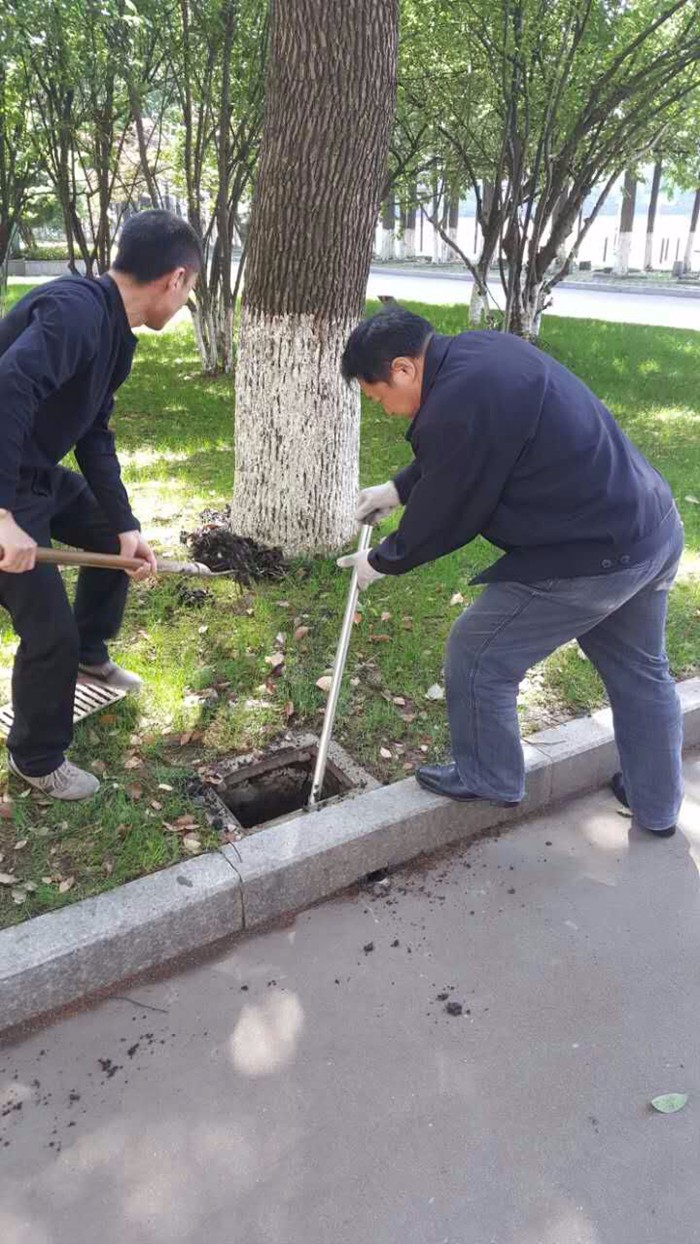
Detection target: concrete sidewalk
<box><xmin>1</xmin><ymin>755</ymin><xmax>699</xmax><ymax>1244</ymax></box>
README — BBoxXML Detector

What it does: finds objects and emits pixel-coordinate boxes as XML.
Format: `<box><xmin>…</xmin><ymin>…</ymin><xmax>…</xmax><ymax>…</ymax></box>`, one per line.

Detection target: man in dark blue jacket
<box><xmin>338</xmin><ymin>309</ymin><xmax>684</xmax><ymax>837</ymax></box>
<box><xmin>0</xmin><ymin>210</ymin><xmax>201</xmax><ymax>799</ymax></box>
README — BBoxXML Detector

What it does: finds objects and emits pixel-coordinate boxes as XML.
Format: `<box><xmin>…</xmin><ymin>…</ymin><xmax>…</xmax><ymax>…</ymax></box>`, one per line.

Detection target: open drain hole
<box><xmin>217</xmin><ymin>748</ymin><xmax>352</xmax><ymax>830</ymax></box>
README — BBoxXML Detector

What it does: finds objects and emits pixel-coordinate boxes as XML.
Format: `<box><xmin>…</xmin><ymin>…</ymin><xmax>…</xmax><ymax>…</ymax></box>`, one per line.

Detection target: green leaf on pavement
<box><xmin>651</xmin><ymin>1093</ymin><xmax>688</xmax><ymax>1113</ymax></box>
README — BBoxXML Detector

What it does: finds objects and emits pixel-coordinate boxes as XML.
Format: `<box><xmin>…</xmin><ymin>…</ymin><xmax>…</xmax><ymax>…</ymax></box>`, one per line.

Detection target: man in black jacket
<box><xmin>338</xmin><ymin>309</ymin><xmax>684</xmax><ymax>837</ymax></box>
<box><xmin>0</xmin><ymin>210</ymin><xmax>201</xmax><ymax>799</ymax></box>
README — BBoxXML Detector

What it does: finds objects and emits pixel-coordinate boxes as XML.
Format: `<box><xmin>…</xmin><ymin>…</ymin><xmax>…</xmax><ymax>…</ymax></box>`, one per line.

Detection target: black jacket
<box><xmin>0</xmin><ymin>274</ymin><xmax>138</xmax><ymax>532</ymax></box>
<box><xmin>369</xmin><ymin>331</ymin><xmax>677</xmax><ymax>584</ymax></box>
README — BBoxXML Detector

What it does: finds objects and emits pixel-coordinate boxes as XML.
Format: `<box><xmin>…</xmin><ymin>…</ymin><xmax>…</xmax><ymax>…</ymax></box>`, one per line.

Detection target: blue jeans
<box><xmin>444</xmin><ymin>518</ymin><xmax>685</xmax><ymax>829</ymax></box>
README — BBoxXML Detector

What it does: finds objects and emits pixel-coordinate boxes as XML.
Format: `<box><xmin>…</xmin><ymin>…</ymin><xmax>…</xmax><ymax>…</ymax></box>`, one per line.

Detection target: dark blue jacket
<box><xmin>0</xmin><ymin>274</ymin><xmax>139</xmax><ymax>532</ymax></box>
<box><xmin>369</xmin><ymin>331</ymin><xmax>677</xmax><ymax>584</ymax></box>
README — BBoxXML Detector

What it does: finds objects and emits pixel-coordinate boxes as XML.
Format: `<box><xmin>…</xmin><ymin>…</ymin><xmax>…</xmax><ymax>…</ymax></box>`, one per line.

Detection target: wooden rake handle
<box><xmin>30</xmin><ymin>546</ymin><xmax>214</xmax><ymax>576</ymax></box>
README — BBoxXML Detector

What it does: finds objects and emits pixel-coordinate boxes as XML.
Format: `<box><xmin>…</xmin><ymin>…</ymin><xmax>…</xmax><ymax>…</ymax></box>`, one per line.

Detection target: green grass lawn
<box><xmin>0</xmin><ymin>287</ymin><xmax>698</xmax><ymax>927</ymax></box>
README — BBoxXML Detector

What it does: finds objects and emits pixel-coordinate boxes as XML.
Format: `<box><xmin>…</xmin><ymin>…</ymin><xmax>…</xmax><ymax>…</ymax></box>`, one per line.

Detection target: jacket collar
<box><xmin>99</xmin><ymin>273</ymin><xmax>138</xmax><ymax>345</ymax></box>
<box><xmin>405</xmin><ymin>333</ymin><xmax>452</xmax><ymax>442</ymax></box>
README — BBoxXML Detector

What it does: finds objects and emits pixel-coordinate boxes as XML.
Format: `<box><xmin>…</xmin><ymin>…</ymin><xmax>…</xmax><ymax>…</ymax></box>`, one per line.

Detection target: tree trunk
<box><xmin>431</xmin><ymin>175</ymin><xmax>440</xmax><ymax>263</ymax></box>
<box><xmin>683</xmin><ymin>186</ymin><xmax>700</xmax><ymax>274</ymax></box>
<box><xmin>403</xmin><ymin>190</ymin><xmax>417</xmax><ymax>258</ymax></box>
<box><xmin>644</xmin><ymin>159</ymin><xmax>662</xmax><ymax>271</ymax></box>
<box><xmin>509</xmin><ymin>282</ymin><xmax>546</xmax><ymax>341</ymax></box>
<box><xmin>379</xmin><ymin>196</ymin><xmax>395</xmax><ymax>260</ymax></box>
<box><xmin>230</xmin><ymin>0</ymin><xmax>398</xmax><ymax>554</ymax></box>
<box><xmin>614</xmin><ymin>170</ymin><xmax>637</xmax><ymax>276</ymax></box>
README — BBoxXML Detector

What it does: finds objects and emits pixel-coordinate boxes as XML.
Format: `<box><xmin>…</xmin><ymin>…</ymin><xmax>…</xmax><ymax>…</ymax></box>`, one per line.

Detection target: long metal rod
<box><xmin>308</xmin><ymin>523</ymin><xmax>373</xmax><ymax>807</ymax></box>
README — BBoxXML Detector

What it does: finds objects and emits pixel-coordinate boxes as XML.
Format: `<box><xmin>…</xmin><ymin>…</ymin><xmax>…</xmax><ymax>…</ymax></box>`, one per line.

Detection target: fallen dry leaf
<box><xmin>126</xmin><ymin>783</ymin><xmax>143</xmax><ymax>801</ymax></box>
<box><xmin>91</xmin><ymin>760</ymin><xmax>107</xmax><ymax>774</ymax></box>
<box><xmin>425</xmin><ymin>683</ymin><xmax>445</xmax><ymax>701</ymax></box>
<box><xmin>284</xmin><ymin>701</ymin><xmax>296</xmax><ymax>720</ymax></box>
<box><xmin>316</xmin><ymin>675</ymin><xmax>333</xmax><ymax>693</ymax></box>
<box><xmin>24</xmin><ymin>881</ymin><xmax>37</xmax><ymax>893</ymax></box>
<box><xmin>124</xmin><ymin>755</ymin><xmax>144</xmax><ymax>771</ymax></box>
<box><xmin>450</xmin><ymin>592</ymin><xmax>465</xmax><ymax>606</ymax></box>
<box><xmin>353</xmin><ymin>611</ymin><xmax>363</xmax><ymax>626</ymax></box>
<box><xmin>401</xmin><ymin>617</ymin><xmax>414</xmax><ymax>630</ymax></box>
<box><xmin>182</xmin><ymin>834</ymin><xmax>202</xmax><ymax>853</ymax></box>
<box><xmin>380</xmin><ymin>611</ymin><xmax>392</xmax><ymax>622</ymax></box>
<box><xmin>99</xmin><ymin>713</ymin><xmax>117</xmax><ymax>725</ymax></box>
<box><xmin>293</xmin><ymin>625</ymin><xmax>310</xmax><ymax>641</ymax></box>
<box><xmin>158</xmin><ymin>782</ymin><xmax>174</xmax><ymax>791</ymax></box>
<box><xmin>0</xmin><ymin>802</ymin><xmax>14</xmax><ymax>820</ymax></box>
<box><xmin>179</xmin><ymin>731</ymin><xmax>193</xmax><ymax>747</ymax></box>
<box><xmin>150</xmin><ymin>800</ymin><xmax>162</xmax><ymax>811</ymax></box>
<box><xmin>0</xmin><ymin>873</ymin><xmax>17</xmax><ymax>886</ymax></box>
<box><xmin>198</xmin><ymin>624</ymin><xmax>209</xmax><ymax>634</ymax></box>
<box><xmin>369</xmin><ymin>634</ymin><xmax>391</xmax><ymax>643</ymax></box>
<box><xmin>380</xmin><ymin>747</ymin><xmax>392</xmax><ymax>759</ymax></box>
<box><xmin>13</xmin><ymin>839</ymin><xmax>29</xmax><ymax>851</ymax></box>
<box><xmin>59</xmin><ymin>877</ymin><xmax>75</xmax><ymax>894</ymax></box>
<box><xmin>393</xmin><ymin>696</ymin><xmax>406</xmax><ymax>706</ymax></box>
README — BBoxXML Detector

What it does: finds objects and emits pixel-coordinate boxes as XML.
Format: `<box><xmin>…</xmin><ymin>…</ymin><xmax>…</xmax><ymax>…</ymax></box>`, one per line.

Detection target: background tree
<box><xmin>644</xmin><ymin>157</ymin><xmax>663</xmax><ymax>270</ymax></box>
<box><xmin>144</xmin><ymin>0</ymin><xmax>267</xmax><ymax>373</ymax></box>
<box><xmin>22</xmin><ymin>0</ymin><xmax>144</xmax><ymax>277</ymax></box>
<box><xmin>405</xmin><ymin>0</ymin><xmax>700</xmax><ymax>337</ymax></box>
<box><xmin>0</xmin><ymin>6</ymin><xmax>36</xmax><ymax>294</ymax></box>
<box><xmin>614</xmin><ymin>170</ymin><xmax>638</xmax><ymax>275</ymax></box>
<box><xmin>229</xmin><ymin>0</ymin><xmax>398</xmax><ymax>553</ymax></box>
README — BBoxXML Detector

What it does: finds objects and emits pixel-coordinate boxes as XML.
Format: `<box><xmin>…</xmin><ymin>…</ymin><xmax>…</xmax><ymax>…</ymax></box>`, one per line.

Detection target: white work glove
<box><xmin>354</xmin><ymin>480</ymin><xmax>400</xmax><ymax>525</ymax></box>
<box><xmin>336</xmin><ymin>549</ymin><xmax>385</xmax><ymax>591</ymax></box>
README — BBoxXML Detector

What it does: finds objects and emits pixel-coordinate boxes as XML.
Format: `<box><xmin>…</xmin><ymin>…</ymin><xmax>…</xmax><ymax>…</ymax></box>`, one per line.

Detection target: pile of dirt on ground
<box><xmin>181</xmin><ymin>506</ymin><xmax>287</xmax><ymax>585</ymax></box>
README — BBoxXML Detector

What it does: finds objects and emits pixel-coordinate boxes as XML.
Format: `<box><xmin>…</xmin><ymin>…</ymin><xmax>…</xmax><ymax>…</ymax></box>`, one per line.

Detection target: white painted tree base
<box><xmin>230</xmin><ymin>308</ymin><xmax>360</xmax><ymax>554</ymax></box>
<box><xmin>614</xmin><ymin>232</ymin><xmax>632</xmax><ymax>276</ymax></box>
<box><xmin>379</xmin><ymin>229</ymin><xmax>395</xmax><ymax>261</ymax></box>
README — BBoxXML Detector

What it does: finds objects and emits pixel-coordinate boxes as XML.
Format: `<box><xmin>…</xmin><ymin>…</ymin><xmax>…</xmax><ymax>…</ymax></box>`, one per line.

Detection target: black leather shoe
<box><xmin>611</xmin><ymin>771</ymin><xmax>675</xmax><ymax>837</ymax></box>
<box><xmin>416</xmin><ymin>762</ymin><xmax>520</xmax><ymax>807</ymax></box>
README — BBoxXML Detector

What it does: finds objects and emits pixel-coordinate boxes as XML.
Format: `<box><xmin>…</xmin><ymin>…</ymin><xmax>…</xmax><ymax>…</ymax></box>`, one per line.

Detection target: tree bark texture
<box><xmin>615</xmin><ymin>171</ymin><xmax>637</xmax><ymax>276</ymax></box>
<box><xmin>231</xmin><ymin>0</ymin><xmax>398</xmax><ymax>554</ymax></box>
<box><xmin>401</xmin><ymin>188</ymin><xmax>417</xmax><ymax>258</ymax></box>
<box><xmin>683</xmin><ymin>186</ymin><xmax>700</xmax><ymax>273</ymax></box>
<box><xmin>644</xmin><ymin>160</ymin><xmax>662</xmax><ymax>271</ymax></box>
<box><xmin>379</xmin><ymin>195</ymin><xmax>396</xmax><ymax>260</ymax></box>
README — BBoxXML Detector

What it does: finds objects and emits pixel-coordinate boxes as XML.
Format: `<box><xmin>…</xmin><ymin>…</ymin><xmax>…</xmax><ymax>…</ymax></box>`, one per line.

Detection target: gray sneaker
<box><xmin>78</xmin><ymin>660</ymin><xmax>143</xmax><ymax>693</ymax></box>
<box><xmin>8</xmin><ymin>756</ymin><xmax>100</xmax><ymax>801</ymax></box>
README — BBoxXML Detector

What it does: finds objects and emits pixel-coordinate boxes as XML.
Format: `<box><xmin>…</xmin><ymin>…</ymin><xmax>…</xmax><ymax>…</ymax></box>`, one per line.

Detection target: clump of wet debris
<box><xmin>181</xmin><ymin>504</ymin><xmax>287</xmax><ymax>585</ymax></box>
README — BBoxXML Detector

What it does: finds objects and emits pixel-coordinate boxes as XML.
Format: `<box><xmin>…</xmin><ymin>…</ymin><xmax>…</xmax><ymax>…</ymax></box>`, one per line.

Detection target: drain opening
<box><xmin>217</xmin><ymin>749</ymin><xmax>352</xmax><ymax>830</ymax></box>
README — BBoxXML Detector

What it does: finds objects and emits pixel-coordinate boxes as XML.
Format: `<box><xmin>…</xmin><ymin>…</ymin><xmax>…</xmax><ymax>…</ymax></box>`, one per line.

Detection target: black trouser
<box><xmin>0</xmin><ymin>467</ymin><xmax>129</xmax><ymax>775</ymax></box>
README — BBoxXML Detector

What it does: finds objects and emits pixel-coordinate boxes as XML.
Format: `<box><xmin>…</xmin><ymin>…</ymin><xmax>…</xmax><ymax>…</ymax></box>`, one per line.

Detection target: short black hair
<box><xmin>341</xmin><ymin>309</ymin><xmax>434</xmax><ymax>383</ymax></box>
<box><xmin>113</xmin><ymin>210</ymin><xmax>203</xmax><ymax>283</ymax></box>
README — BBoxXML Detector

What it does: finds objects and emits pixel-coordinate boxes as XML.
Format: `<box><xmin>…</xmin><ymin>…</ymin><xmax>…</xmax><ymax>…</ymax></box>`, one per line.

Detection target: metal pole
<box><xmin>308</xmin><ymin>523</ymin><xmax>373</xmax><ymax>807</ymax></box>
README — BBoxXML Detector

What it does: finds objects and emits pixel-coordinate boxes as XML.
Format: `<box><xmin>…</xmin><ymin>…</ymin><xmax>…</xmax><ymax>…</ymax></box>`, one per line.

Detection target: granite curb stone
<box><xmin>0</xmin><ymin>676</ymin><xmax>697</xmax><ymax>1034</ymax></box>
